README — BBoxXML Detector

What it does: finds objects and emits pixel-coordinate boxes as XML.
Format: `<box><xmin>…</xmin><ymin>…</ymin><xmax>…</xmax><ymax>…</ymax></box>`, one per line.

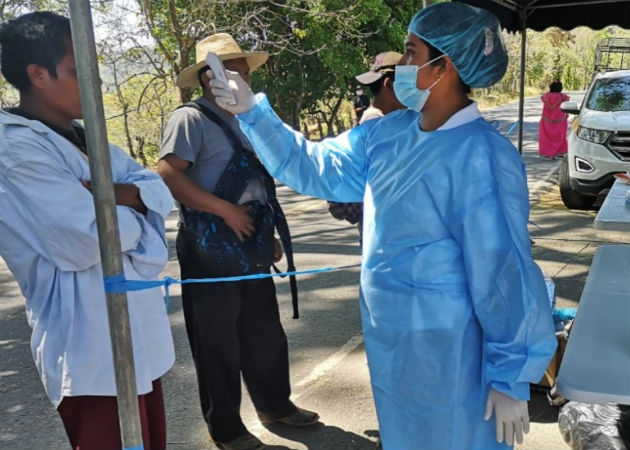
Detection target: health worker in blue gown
<box><xmin>208</xmin><ymin>3</ymin><xmax>557</xmax><ymax>449</ymax></box>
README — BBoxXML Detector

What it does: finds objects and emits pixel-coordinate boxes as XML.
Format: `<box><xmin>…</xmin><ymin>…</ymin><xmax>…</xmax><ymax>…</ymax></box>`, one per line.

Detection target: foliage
<box><xmin>474</xmin><ymin>26</ymin><xmax>630</xmax><ymax>108</ymax></box>
<box><xmin>1</xmin><ymin>1</ymin><xmax>629</xmax><ymax>165</ymax></box>
<box><xmin>102</xmin><ymin>70</ymin><xmax>179</xmax><ymax>167</ymax></box>
<box><xmin>252</xmin><ymin>0</ymin><xmax>417</xmax><ymax>131</ymax></box>
<box><xmin>96</xmin><ymin>2</ymin><xmax>178</xmax><ymax>167</ymax></box>
<box><xmin>132</xmin><ymin>0</ymin><xmax>417</xmax><ymax>133</ymax></box>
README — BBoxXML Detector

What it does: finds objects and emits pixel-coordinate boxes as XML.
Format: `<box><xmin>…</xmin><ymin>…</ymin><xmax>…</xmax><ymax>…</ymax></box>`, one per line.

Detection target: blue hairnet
<box><xmin>408</xmin><ymin>2</ymin><xmax>508</xmax><ymax>88</ymax></box>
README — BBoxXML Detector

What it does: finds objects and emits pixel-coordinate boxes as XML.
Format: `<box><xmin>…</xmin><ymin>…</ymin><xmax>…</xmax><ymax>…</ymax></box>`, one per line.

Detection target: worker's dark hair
<box><xmin>424</xmin><ymin>39</ymin><xmax>471</xmax><ymax>94</ymax></box>
<box><xmin>368</xmin><ymin>70</ymin><xmax>395</xmax><ymax>96</ymax></box>
<box><xmin>0</xmin><ymin>11</ymin><xmax>71</xmax><ymax>93</ymax></box>
<box><xmin>550</xmin><ymin>80</ymin><xmax>563</xmax><ymax>93</ymax></box>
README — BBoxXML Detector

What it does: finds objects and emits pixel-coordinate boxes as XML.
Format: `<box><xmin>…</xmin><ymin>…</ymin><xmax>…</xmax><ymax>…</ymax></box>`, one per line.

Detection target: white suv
<box><xmin>559</xmin><ymin>70</ymin><xmax>630</xmax><ymax>209</ymax></box>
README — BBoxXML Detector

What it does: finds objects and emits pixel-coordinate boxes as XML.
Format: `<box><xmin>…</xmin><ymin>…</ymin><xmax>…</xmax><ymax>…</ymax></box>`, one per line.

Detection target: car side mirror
<box><xmin>561</xmin><ymin>101</ymin><xmax>580</xmax><ymax>115</ymax></box>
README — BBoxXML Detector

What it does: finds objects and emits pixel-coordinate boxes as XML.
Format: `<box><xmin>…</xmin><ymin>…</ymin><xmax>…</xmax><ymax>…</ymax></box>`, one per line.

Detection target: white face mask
<box><xmin>356</xmin><ymin>89</ymin><xmax>364</xmax><ymax>96</ymax></box>
<box><xmin>393</xmin><ymin>55</ymin><xmax>444</xmax><ymax>112</ymax></box>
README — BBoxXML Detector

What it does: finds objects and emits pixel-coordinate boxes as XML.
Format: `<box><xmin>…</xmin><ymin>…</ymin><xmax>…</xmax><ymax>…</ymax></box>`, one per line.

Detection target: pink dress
<box><xmin>539</xmin><ymin>92</ymin><xmax>570</xmax><ymax>158</ymax></box>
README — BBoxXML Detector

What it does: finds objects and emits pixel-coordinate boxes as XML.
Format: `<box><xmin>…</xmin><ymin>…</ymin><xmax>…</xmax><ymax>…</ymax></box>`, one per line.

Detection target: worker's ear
<box><xmin>384</xmin><ymin>77</ymin><xmax>394</xmax><ymax>90</ymax></box>
<box><xmin>442</xmin><ymin>55</ymin><xmax>457</xmax><ymax>78</ymax></box>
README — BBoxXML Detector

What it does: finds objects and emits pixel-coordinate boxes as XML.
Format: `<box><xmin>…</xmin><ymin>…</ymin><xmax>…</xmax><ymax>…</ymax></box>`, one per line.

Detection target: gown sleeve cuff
<box><xmin>489</xmin><ymin>381</ymin><xmax>531</xmax><ymax>401</ymax></box>
<box><xmin>237</xmin><ymin>93</ymin><xmax>272</xmax><ymax>126</ymax></box>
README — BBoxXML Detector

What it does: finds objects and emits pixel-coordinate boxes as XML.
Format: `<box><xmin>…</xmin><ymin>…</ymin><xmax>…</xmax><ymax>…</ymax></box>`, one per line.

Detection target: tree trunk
<box><xmin>122</xmin><ymin>103</ymin><xmax>137</xmax><ymax>160</ymax></box>
<box><xmin>178</xmin><ymin>46</ymin><xmax>193</xmax><ymax>104</ymax></box>
<box><xmin>292</xmin><ymin>92</ymin><xmax>303</xmax><ymax>130</ymax></box>
<box><xmin>291</xmin><ymin>58</ymin><xmax>304</xmax><ymax>129</ymax></box>
<box><xmin>180</xmin><ymin>87</ymin><xmax>193</xmax><ymax>104</ymax></box>
<box><xmin>135</xmin><ymin>136</ymin><xmax>148</xmax><ymax>167</ymax></box>
<box><xmin>316</xmin><ymin>116</ymin><xmax>324</xmax><ymax>140</ymax></box>
<box><xmin>335</xmin><ymin>117</ymin><xmax>344</xmax><ymax>134</ymax></box>
<box><xmin>325</xmin><ymin>96</ymin><xmax>344</xmax><ymax>136</ymax></box>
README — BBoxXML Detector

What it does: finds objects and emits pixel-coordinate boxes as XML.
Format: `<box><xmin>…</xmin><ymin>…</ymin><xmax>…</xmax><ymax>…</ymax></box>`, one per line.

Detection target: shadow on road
<box><xmin>260</xmin><ymin>422</ymin><xmax>379</xmax><ymax>450</ymax></box>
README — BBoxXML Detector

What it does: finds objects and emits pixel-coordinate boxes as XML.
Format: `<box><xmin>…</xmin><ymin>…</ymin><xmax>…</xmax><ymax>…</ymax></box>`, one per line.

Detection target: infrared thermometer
<box><xmin>205</xmin><ymin>51</ymin><xmax>236</xmax><ymax>105</ymax></box>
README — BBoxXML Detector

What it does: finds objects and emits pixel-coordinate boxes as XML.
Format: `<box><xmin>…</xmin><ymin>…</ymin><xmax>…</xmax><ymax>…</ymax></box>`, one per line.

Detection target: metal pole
<box><xmin>517</xmin><ymin>9</ymin><xmax>527</xmax><ymax>154</ymax></box>
<box><xmin>67</xmin><ymin>2</ymin><xmax>144</xmax><ymax>449</ymax></box>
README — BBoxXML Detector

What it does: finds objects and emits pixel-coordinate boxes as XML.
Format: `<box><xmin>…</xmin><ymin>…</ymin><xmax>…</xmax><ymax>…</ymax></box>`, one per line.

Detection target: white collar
<box><xmin>436</xmin><ymin>101</ymin><xmax>481</xmax><ymax>131</ymax></box>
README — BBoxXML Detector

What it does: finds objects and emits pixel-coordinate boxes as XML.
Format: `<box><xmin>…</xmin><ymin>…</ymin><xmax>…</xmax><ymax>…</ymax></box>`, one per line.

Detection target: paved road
<box><xmin>5</xmin><ymin>92</ymin><xmax>626</xmax><ymax>450</ymax></box>
<box><xmin>482</xmin><ymin>91</ymin><xmax>585</xmax><ymax>205</ymax></box>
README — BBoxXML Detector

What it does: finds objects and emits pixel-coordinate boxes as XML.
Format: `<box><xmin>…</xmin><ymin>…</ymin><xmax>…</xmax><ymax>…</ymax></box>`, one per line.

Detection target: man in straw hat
<box><xmin>158</xmin><ymin>33</ymin><xmax>319</xmax><ymax>450</ymax></box>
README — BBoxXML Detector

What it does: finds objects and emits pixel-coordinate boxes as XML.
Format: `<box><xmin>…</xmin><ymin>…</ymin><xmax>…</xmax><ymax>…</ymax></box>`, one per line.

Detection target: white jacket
<box><xmin>0</xmin><ymin>110</ymin><xmax>175</xmax><ymax>406</ymax></box>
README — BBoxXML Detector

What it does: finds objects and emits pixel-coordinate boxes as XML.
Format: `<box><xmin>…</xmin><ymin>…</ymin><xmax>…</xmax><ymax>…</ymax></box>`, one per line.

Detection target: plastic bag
<box><xmin>532</xmin><ymin>274</ymin><xmax>576</xmax><ymax>389</ymax></box>
<box><xmin>558</xmin><ymin>401</ymin><xmax>629</xmax><ymax>450</ymax></box>
<box><xmin>544</xmin><ymin>274</ymin><xmax>556</xmax><ymax>310</ymax></box>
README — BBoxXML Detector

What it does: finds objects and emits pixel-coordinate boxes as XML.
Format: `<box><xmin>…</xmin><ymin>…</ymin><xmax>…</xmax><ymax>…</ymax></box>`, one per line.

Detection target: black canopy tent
<box><xmin>456</xmin><ymin>0</ymin><xmax>630</xmax><ymax>32</ymax></box>
<box><xmin>454</xmin><ymin>0</ymin><xmax>630</xmax><ymax>152</ymax></box>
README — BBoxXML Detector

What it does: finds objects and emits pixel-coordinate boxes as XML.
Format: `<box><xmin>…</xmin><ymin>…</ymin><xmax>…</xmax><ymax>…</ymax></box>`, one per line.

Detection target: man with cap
<box><xmin>355</xmin><ymin>51</ymin><xmax>405</xmax><ymax>124</ymax></box>
<box><xmin>208</xmin><ymin>3</ymin><xmax>557</xmax><ymax>449</ymax></box>
<box><xmin>328</xmin><ymin>51</ymin><xmax>404</xmax><ymax>242</ymax></box>
<box><xmin>352</xmin><ymin>85</ymin><xmax>370</xmax><ymax>124</ymax></box>
<box><xmin>157</xmin><ymin>33</ymin><xmax>318</xmax><ymax>450</ymax></box>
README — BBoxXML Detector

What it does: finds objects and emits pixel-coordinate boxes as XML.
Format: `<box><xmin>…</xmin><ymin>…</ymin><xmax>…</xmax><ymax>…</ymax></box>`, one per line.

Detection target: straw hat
<box><xmin>176</xmin><ymin>33</ymin><xmax>269</xmax><ymax>89</ymax></box>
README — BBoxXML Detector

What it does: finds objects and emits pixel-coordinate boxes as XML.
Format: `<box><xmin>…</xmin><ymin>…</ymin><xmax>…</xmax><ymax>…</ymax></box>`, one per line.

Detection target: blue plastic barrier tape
<box><xmin>528</xmin><ymin>220</ymin><xmax>541</xmax><ymax>229</ymax></box>
<box><xmin>544</xmin><ymin>277</ymin><xmax>556</xmax><ymax>310</ymax></box>
<box><xmin>494</xmin><ymin>120</ymin><xmax>519</xmax><ymax>135</ymax></box>
<box><xmin>104</xmin><ymin>264</ymin><xmax>362</xmax><ymax>308</ymax></box>
<box><xmin>553</xmin><ymin>307</ymin><xmax>577</xmax><ymax>321</ymax></box>
<box><xmin>505</xmin><ymin>120</ymin><xmax>519</xmax><ymax>135</ymax></box>
<box><xmin>123</xmin><ymin>445</ymin><xmax>144</xmax><ymax>450</ymax></box>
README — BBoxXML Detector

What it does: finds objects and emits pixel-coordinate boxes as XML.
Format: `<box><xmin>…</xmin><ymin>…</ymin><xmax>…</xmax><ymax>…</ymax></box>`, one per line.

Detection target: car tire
<box><xmin>559</xmin><ymin>155</ymin><xmax>596</xmax><ymax>210</ymax></box>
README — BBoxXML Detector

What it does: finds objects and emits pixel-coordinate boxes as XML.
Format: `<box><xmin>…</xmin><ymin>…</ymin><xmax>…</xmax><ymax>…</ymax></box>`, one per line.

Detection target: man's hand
<box><xmin>223</xmin><ymin>203</ymin><xmax>255</xmax><ymax>242</ymax></box>
<box><xmin>273</xmin><ymin>237</ymin><xmax>283</xmax><ymax>263</ymax></box>
<box><xmin>484</xmin><ymin>388</ymin><xmax>530</xmax><ymax>446</ymax></box>
<box><xmin>82</xmin><ymin>181</ymin><xmax>147</xmax><ymax>214</ymax></box>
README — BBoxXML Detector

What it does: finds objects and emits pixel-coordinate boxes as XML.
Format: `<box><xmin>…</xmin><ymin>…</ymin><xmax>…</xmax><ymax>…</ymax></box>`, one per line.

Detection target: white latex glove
<box><xmin>484</xmin><ymin>388</ymin><xmax>530</xmax><ymax>446</ymax></box>
<box><xmin>207</xmin><ymin>69</ymin><xmax>256</xmax><ymax>115</ymax></box>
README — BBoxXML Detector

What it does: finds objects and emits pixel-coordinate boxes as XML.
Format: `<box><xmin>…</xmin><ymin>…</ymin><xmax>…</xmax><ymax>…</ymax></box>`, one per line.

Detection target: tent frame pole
<box><xmin>517</xmin><ymin>8</ymin><xmax>527</xmax><ymax>154</ymax></box>
<box><xmin>68</xmin><ymin>2</ymin><xmax>144</xmax><ymax>449</ymax></box>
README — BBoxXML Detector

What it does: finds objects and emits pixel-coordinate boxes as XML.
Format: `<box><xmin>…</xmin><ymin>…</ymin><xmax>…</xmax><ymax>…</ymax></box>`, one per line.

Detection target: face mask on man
<box><xmin>393</xmin><ymin>54</ymin><xmax>444</xmax><ymax>112</ymax></box>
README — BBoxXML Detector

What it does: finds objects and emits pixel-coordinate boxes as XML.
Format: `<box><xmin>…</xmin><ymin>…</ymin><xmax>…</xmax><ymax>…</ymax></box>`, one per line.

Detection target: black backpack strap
<box><xmin>270</xmin><ymin>196</ymin><xmax>299</xmax><ymax>319</ymax></box>
<box><xmin>179</xmin><ymin>102</ymin><xmax>300</xmax><ymax>318</ymax></box>
<box><xmin>179</xmin><ymin>101</ymin><xmax>245</xmax><ymax>154</ymax></box>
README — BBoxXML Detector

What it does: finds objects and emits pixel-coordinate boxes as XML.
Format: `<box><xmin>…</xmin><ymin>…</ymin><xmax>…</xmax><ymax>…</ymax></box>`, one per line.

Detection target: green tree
<box><xmin>254</xmin><ymin>0</ymin><xmax>417</xmax><ymax>132</ymax></box>
<box><xmin>134</xmin><ymin>0</ymin><xmax>417</xmax><ymax>133</ymax></box>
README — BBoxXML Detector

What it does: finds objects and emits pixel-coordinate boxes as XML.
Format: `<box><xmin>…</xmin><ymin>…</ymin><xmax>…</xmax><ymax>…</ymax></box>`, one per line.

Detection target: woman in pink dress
<box><xmin>539</xmin><ymin>80</ymin><xmax>570</xmax><ymax>159</ymax></box>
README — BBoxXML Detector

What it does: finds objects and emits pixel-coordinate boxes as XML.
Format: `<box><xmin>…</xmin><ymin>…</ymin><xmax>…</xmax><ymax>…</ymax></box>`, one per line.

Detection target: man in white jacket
<box><xmin>0</xmin><ymin>12</ymin><xmax>174</xmax><ymax>450</ymax></box>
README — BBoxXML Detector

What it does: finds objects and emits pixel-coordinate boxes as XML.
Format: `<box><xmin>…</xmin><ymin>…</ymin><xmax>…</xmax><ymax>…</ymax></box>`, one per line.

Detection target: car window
<box><xmin>586</xmin><ymin>76</ymin><xmax>630</xmax><ymax>112</ymax></box>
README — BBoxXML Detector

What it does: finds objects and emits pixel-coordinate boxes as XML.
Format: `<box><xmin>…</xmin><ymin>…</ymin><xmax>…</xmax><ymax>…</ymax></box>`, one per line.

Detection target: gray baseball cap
<box><xmin>355</xmin><ymin>51</ymin><xmax>403</xmax><ymax>85</ymax></box>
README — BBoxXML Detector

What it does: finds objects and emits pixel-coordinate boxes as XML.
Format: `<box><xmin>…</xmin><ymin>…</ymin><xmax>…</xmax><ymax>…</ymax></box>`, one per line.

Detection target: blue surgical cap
<box><xmin>408</xmin><ymin>2</ymin><xmax>508</xmax><ymax>88</ymax></box>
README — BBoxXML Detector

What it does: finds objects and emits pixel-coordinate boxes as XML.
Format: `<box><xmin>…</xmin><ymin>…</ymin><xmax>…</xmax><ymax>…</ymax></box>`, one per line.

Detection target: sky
<box><xmin>93</xmin><ymin>0</ymin><xmax>153</xmax><ymax>46</ymax></box>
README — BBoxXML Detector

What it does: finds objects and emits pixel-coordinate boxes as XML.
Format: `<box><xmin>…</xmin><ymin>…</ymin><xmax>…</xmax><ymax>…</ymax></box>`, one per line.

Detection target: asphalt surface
<box><xmin>2</xmin><ymin>93</ymin><xmax>628</xmax><ymax>450</ymax></box>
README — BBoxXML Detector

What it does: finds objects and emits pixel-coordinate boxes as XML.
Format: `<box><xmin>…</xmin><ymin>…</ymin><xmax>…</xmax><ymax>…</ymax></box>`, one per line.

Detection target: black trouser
<box><xmin>177</xmin><ymin>229</ymin><xmax>295</xmax><ymax>442</ymax></box>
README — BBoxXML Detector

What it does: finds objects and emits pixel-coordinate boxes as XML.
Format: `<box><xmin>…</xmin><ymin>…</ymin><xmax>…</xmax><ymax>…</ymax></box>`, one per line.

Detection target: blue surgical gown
<box><xmin>237</xmin><ymin>95</ymin><xmax>557</xmax><ymax>450</ymax></box>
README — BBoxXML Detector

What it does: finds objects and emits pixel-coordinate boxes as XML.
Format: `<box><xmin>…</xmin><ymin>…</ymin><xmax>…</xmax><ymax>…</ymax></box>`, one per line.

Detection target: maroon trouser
<box><xmin>57</xmin><ymin>379</ymin><xmax>166</xmax><ymax>450</ymax></box>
